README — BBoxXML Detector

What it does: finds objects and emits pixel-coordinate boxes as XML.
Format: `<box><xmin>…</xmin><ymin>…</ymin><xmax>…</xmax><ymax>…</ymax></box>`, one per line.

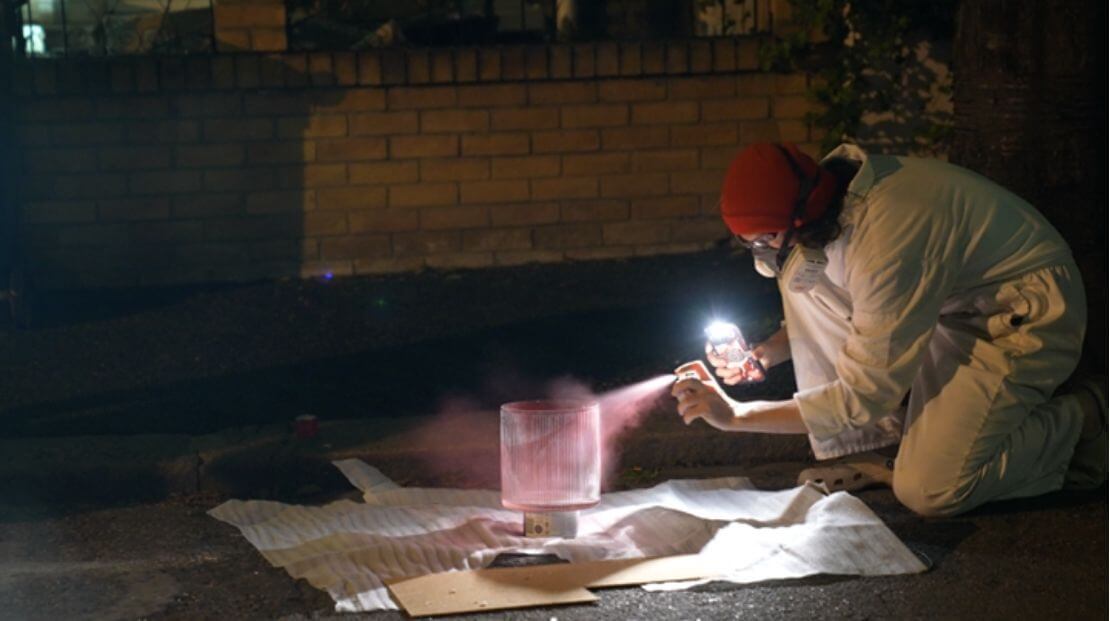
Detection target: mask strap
<box><xmin>773</xmin><ymin>145</ymin><xmax>819</xmax><ymax>269</ymax></box>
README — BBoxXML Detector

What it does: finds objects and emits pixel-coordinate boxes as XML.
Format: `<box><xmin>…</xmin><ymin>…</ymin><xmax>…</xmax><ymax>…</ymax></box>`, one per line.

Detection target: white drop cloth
<box><xmin>209</xmin><ymin>460</ymin><xmax>926</xmax><ymax>612</ymax></box>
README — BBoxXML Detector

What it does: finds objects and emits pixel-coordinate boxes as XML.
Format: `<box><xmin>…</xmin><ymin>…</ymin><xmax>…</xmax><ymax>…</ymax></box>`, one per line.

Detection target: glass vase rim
<box><xmin>500</xmin><ymin>399</ymin><xmax>600</xmax><ymax>414</ymax></box>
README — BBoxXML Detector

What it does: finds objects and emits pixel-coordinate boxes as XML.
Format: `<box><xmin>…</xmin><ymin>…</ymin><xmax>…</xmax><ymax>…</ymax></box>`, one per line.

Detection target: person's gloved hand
<box><xmin>671</xmin><ymin>361</ymin><xmax>739</xmax><ymax>431</ymax></box>
<box><xmin>705</xmin><ymin>327</ymin><xmax>792</xmax><ymax>385</ymax></box>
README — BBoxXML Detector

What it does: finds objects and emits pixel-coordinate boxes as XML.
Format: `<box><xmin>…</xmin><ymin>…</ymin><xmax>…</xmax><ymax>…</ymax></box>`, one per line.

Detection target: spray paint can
<box><xmin>704</xmin><ymin>321</ymin><xmax>765</xmax><ymax>380</ymax></box>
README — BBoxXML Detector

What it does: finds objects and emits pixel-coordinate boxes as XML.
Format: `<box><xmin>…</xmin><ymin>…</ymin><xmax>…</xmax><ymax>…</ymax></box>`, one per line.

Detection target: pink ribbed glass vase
<box><xmin>500</xmin><ymin>400</ymin><xmax>601</xmax><ymax>512</ymax></box>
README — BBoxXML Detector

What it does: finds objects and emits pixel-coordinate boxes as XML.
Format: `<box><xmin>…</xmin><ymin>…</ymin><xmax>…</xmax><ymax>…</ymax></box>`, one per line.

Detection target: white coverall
<box><xmin>764</xmin><ymin>144</ymin><xmax>1087</xmax><ymax>517</ymax></box>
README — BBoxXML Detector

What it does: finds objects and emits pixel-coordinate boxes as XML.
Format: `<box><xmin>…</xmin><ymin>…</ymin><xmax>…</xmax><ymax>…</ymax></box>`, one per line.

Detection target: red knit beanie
<box><xmin>719</xmin><ymin>143</ymin><xmax>838</xmax><ymax>236</ymax></box>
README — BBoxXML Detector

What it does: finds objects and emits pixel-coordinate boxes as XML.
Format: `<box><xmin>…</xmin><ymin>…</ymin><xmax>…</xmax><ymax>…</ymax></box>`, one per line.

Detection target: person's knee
<box><xmin>892</xmin><ymin>469</ymin><xmax>975</xmax><ymax>518</ymax></box>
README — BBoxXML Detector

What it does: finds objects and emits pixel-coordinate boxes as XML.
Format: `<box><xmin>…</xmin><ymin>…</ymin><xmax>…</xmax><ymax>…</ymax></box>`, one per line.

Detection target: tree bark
<box><xmin>950</xmin><ymin>0</ymin><xmax>1104</xmax><ymax>372</ymax></box>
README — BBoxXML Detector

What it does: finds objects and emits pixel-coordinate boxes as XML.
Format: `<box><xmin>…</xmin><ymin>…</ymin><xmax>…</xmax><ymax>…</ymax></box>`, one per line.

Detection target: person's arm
<box><xmin>673</xmin><ymin>362</ymin><xmax>807</xmax><ymax>433</ymax></box>
<box><xmin>729</xmin><ymin>398</ymin><xmax>809</xmax><ymax>434</ymax></box>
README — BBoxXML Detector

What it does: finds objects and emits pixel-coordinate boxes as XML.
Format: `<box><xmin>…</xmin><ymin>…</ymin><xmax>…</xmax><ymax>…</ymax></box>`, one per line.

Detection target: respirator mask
<box><xmin>742</xmin><ymin>145</ymin><xmax>828</xmax><ymax>292</ymax></box>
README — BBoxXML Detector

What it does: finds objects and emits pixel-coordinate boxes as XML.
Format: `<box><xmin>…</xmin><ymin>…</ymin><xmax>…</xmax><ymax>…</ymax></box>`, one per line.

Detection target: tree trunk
<box><xmin>950</xmin><ymin>0</ymin><xmax>1104</xmax><ymax>372</ymax></box>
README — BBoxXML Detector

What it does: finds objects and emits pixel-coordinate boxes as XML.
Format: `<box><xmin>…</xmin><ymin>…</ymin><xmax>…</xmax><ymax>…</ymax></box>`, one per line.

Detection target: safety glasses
<box><xmin>723</xmin><ymin>145</ymin><xmax>819</xmax><ymax>266</ymax></box>
<box><xmin>733</xmin><ymin>233</ymin><xmax>777</xmax><ymax>250</ymax></box>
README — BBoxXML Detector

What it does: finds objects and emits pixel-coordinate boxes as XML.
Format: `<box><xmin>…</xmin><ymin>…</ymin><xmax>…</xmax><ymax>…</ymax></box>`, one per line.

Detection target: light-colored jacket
<box><xmin>792</xmin><ymin>144</ymin><xmax>1078</xmax><ymax>440</ymax></box>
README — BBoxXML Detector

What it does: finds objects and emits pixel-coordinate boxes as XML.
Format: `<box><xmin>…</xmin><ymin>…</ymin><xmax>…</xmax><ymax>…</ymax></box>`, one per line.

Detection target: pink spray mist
<box><xmin>545</xmin><ymin>373</ymin><xmax>676</xmax><ymax>489</ymax></box>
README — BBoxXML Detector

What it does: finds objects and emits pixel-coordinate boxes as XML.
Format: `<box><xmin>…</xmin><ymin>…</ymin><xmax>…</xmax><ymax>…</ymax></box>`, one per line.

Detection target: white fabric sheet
<box><xmin>209</xmin><ymin>460</ymin><xmax>926</xmax><ymax>612</ymax></box>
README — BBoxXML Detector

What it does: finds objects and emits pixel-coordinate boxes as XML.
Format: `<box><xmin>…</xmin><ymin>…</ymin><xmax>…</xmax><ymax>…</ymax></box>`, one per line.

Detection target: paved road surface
<box><xmin>2</xmin><ymin>465</ymin><xmax>1104</xmax><ymax>621</ymax></box>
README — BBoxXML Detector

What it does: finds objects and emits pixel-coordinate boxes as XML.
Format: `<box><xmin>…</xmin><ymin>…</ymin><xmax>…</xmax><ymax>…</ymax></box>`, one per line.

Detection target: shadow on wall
<box><xmin>226</xmin><ymin>55</ymin><xmax>348</xmax><ymax>284</ymax></box>
<box><xmin>18</xmin><ymin>54</ymin><xmax>356</xmax><ymax>288</ymax></box>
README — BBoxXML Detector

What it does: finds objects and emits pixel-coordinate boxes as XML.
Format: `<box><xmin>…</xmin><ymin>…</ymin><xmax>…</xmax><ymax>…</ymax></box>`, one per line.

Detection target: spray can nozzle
<box><xmin>674</xmin><ymin>370</ymin><xmax>701</xmax><ymax>383</ymax></box>
<box><xmin>673</xmin><ymin>361</ymin><xmax>713</xmax><ymax>388</ymax></box>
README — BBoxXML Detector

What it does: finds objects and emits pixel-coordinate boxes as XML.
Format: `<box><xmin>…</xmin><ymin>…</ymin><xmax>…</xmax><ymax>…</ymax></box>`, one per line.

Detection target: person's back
<box><xmin>840</xmin><ymin>149</ymin><xmax>1075</xmax><ymax>294</ymax></box>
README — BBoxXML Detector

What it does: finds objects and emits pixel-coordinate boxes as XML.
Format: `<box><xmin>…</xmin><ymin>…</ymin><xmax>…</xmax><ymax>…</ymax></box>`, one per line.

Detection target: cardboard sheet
<box><xmin>388</xmin><ymin>569</ymin><xmax>597</xmax><ymax>617</ymax></box>
<box><xmin>387</xmin><ymin>554</ymin><xmax>716</xmax><ymax>615</ymax></box>
<box><xmin>209</xmin><ymin>460</ymin><xmax>926</xmax><ymax>613</ymax></box>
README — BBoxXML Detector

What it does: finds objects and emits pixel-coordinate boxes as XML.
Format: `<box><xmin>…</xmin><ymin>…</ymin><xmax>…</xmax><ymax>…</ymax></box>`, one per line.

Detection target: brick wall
<box><xmin>213</xmin><ymin>0</ymin><xmax>288</xmax><ymax>53</ymax></box>
<box><xmin>12</xmin><ymin>39</ymin><xmax>823</xmax><ymax>288</ymax></box>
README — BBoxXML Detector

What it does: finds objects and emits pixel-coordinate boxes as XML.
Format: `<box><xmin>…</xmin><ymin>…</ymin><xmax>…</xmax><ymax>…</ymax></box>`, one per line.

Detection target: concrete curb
<box><xmin>1</xmin><ymin>415</ymin><xmax>812</xmax><ymax>504</ymax></box>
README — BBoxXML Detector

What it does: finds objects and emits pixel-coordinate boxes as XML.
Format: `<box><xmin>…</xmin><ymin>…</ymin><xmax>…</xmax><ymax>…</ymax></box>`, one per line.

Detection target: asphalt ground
<box><xmin>0</xmin><ymin>464</ymin><xmax>1105</xmax><ymax>621</ymax></box>
<box><xmin>0</xmin><ymin>249</ymin><xmax>1106</xmax><ymax>619</ymax></box>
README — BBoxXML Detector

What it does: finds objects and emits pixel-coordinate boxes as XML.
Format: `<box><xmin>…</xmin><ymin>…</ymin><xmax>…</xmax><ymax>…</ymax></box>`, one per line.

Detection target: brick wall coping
<box><xmin>15</xmin><ymin>37</ymin><xmax>767</xmax><ymax>97</ymax></box>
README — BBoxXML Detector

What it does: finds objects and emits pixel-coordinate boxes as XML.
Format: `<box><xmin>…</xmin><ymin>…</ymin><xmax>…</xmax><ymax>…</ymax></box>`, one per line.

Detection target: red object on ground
<box><xmin>294</xmin><ymin>415</ymin><xmax>319</xmax><ymax>439</ymax></box>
